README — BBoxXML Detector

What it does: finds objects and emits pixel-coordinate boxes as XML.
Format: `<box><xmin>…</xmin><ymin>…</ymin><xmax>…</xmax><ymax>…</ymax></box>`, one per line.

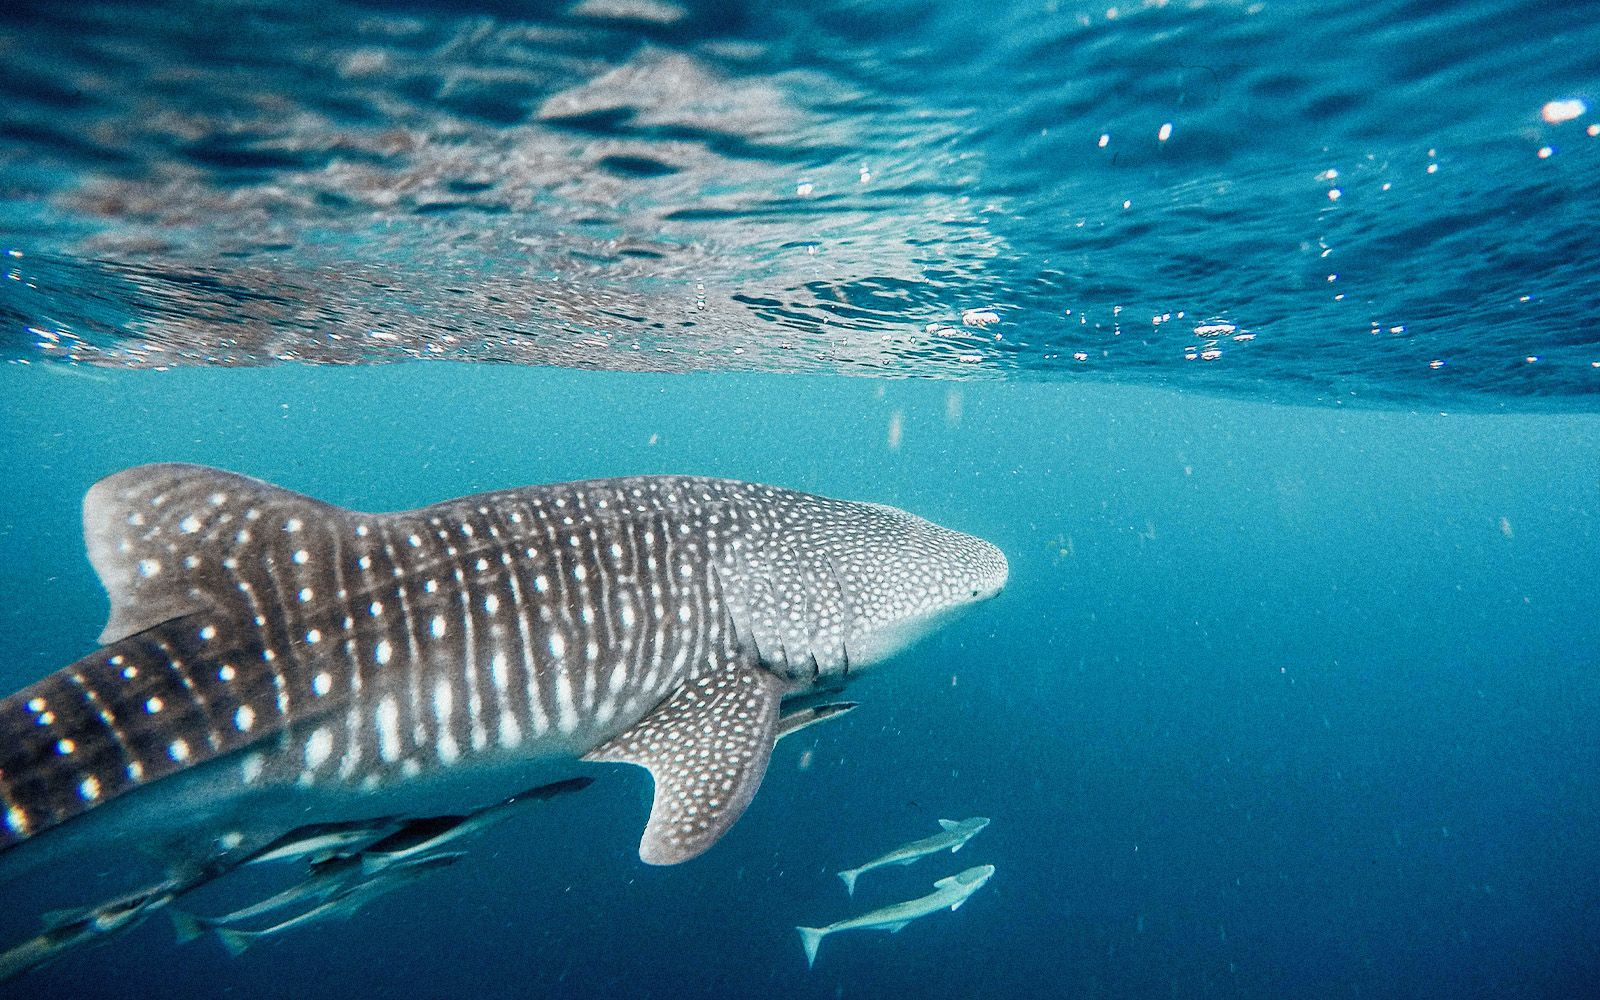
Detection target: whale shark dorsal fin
<box><xmin>83</xmin><ymin>463</ymin><xmax>344</xmax><ymax>644</ymax></box>
<box><xmin>585</xmin><ymin>658</ymin><xmax>784</xmax><ymax>865</ymax></box>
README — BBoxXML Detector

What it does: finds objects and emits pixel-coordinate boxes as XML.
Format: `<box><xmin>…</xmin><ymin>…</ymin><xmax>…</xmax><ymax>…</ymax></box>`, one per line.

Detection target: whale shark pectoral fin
<box><xmin>82</xmin><ymin>463</ymin><xmax>344</xmax><ymax>643</ymax></box>
<box><xmin>585</xmin><ymin>659</ymin><xmax>785</xmax><ymax>865</ymax></box>
<box><xmin>885</xmin><ymin>920</ymin><xmax>912</xmax><ymax>933</ymax></box>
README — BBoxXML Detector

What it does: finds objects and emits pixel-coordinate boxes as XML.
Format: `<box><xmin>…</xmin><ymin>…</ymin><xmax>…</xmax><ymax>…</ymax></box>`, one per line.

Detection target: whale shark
<box><xmin>798</xmin><ymin>864</ymin><xmax>996</xmax><ymax>968</ymax></box>
<box><xmin>0</xmin><ymin>464</ymin><xmax>1006</xmax><ymax>894</ymax></box>
<box><xmin>837</xmin><ymin>816</ymin><xmax>990</xmax><ymax>897</ymax></box>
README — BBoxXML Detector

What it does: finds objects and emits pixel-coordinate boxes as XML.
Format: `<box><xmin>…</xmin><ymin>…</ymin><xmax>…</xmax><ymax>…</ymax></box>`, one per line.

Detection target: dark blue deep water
<box><xmin>2</xmin><ymin>1</ymin><xmax>1599</xmax><ymax>998</ymax></box>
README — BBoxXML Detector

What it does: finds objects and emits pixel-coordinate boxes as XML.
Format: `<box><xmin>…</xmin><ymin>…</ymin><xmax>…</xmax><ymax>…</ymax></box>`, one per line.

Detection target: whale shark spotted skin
<box><xmin>0</xmin><ymin>464</ymin><xmax>1006</xmax><ymax>875</ymax></box>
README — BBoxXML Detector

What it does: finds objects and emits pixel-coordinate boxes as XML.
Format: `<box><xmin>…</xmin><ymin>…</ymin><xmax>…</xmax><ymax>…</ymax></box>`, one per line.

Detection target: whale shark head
<box><xmin>822</xmin><ymin>502</ymin><xmax>1007</xmax><ymax>669</ymax></box>
<box><xmin>715</xmin><ymin>487</ymin><xmax>1007</xmax><ymax>682</ymax></box>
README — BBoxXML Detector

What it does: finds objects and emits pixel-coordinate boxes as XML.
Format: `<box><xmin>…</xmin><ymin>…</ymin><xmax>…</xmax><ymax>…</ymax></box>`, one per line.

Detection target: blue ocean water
<box><xmin>2</xmin><ymin>367</ymin><xmax>1597</xmax><ymax>998</ymax></box>
<box><xmin>1</xmin><ymin>1</ymin><xmax>1599</xmax><ymax>998</ymax></box>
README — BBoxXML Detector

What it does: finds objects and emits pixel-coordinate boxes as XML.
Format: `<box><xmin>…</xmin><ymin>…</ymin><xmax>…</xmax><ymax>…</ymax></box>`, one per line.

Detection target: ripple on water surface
<box><xmin>0</xmin><ymin>0</ymin><xmax>1597</xmax><ymax>408</ymax></box>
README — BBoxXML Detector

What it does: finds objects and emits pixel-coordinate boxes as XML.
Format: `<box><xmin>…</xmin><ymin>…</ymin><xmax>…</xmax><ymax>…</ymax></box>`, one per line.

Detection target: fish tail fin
<box><xmin>169</xmin><ymin>909</ymin><xmax>207</xmax><ymax>945</ymax></box>
<box><xmin>215</xmin><ymin>926</ymin><xmax>254</xmax><ymax>957</ymax></box>
<box><xmin>837</xmin><ymin>868</ymin><xmax>859</xmax><ymax>898</ymax></box>
<box><xmin>797</xmin><ymin>926</ymin><xmax>827</xmax><ymax>969</ymax></box>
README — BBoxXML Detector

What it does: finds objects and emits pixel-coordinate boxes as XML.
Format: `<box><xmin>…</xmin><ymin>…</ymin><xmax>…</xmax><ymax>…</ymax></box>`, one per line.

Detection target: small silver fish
<box><xmin>0</xmin><ymin>881</ymin><xmax>179</xmax><ymax>982</ymax></box>
<box><xmin>244</xmin><ymin>817</ymin><xmax>403</xmax><ymax>867</ymax></box>
<box><xmin>775</xmin><ymin>701</ymin><xmax>858</xmax><ymax>741</ymax></box>
<box><xmin>798</xmin><ymin>864</ymin><xmax>995</xmax><ymax>969</ymax></box>
<box><xmin>204</xmin><ymin>853</ymin><xmax>465</xmax><ymax>956</ymax></box>
<box><xmin>356</xmin><ymin>777</ymin><xmax>593</xmax><ymax>875</ymax></box>
<box><xmin>837</xmin><ymin>817</ymin><xmax>991</xmax><ymax>897</ymax></box>
<box><xmin>170</xmin><ymin>856</ymin><xmax>365</xmax><ymax>941</ymax></box>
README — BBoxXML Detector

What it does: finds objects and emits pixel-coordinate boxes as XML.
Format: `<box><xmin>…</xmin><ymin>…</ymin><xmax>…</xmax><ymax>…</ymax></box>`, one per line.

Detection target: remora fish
<box><xmin>797</xmin><ymin>864</ymin><xmax>995</xmax><ymax>968</ymax></box>
<box><xmin>775</xmin><ymin>701</ymin><xmax>857</xmax><ymax>741</ymax></box>
<box><xmin>245</xmin><ymin>816</ymin><xmax>405</xmax><ymax>866</ymax></box>
<box><xmin>176</xmin><ymin>776</ymin><xmax>593</xmax><ymax>933</ymax></box>
<box><xmin>200</xmin><ymin>852</ymin><xmax>463</xmax><ymax>956</ymax></box>
<box><xmin>171</xmin><ymin>855</ymin><xmax>365</xmax><ymax>941</ymax></box>
<box><xmin>0</xmin><ymin>465</ymin><xmax>1006</xmax><ymax>880</ymax></box>
<box><xmin>837</xmin><ymin>816</ymin><xmax>991</xmax><ymax>896</ymax></box>
<box><xmin>355</xmin><ymin>776</ymin><xmax>593</xmax><ymax>873</ymax></box>
<box><xmin>0</xmin><ymin>880</ymin><xmax>178</xmax><ymax>981</ymax></box>
<box><xmin>171</xmin><ymin>775</ymin><xmax>591</xmax><ymax>938</ymax></box>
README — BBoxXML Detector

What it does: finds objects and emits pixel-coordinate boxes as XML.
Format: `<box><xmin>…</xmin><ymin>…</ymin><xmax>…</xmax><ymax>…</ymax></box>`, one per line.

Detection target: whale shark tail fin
<box><xmin>838</xmin><ymin>868</ymin><xmax>860</xmax><ymax>897</ymax></box>
<box><xmin>798</xmin><ymin>926</ymin><xmax>828</xmax><ymax>969</ymax></box>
